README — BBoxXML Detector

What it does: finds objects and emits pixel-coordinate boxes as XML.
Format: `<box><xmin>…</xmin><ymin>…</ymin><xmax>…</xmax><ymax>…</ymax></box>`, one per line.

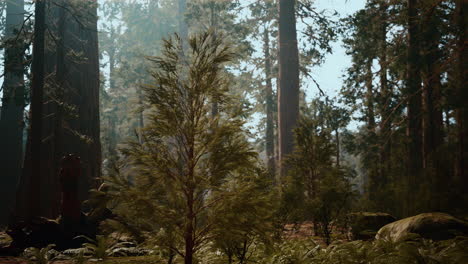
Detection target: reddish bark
<box><xmin>59</xmin><ymin>154</ymin><xmax>82</xmax><ymax>223</ymax></box>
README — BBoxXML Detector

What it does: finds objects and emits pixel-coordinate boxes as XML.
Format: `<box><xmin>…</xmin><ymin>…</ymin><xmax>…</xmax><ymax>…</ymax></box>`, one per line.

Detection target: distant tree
<box><xmin>248</xmin><ymin>0</ymin><xmax>278</xmax><ymax>178</ymax></box>
<box><xmin>98</xmin><ymin>0</ymin><xmax>178</xmax><ymax>160</ymax></box>
<box><xmin>0</xmin><ymin>0</ymin><xmax>26</xmax><ymax>226</ymax></box>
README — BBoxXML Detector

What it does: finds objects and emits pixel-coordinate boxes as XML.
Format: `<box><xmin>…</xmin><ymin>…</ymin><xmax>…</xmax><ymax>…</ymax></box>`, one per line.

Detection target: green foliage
<box><xmin>98</xmin><ymin>31</ymin><xmax>277</xmax><ymax>262</ymax></box>
<box><xmin>209</xmin><ymin>171</ymin><xmax>278</xmax><ymax>263</ymax></box>
<box><xmin>73</xmin><ymin>249</ymin><xmax>87</xmax><ymax>264</ymax></box>
<box><xmin>79</xmin><ymin>235</ymin><xmax>113</xmax><ymax>260</ymax></box>
<box><xmin>28</xmin><ymin>244</ymin><xmax>56</xmax><ymax>264</ymax></box>
<box><xmin>263</xmin><ymin>238</ymin><xmax>320</xmax><ymax>264</ymax></box>
<box><xmin>263</xmin><ymin>236</ymin><xmax>468</xmax><ymax>264</ymax></box>
<box><xmin>280</xmin><ymin>99</ymin><xmax>356</xmax><ymax>244</ymax></box>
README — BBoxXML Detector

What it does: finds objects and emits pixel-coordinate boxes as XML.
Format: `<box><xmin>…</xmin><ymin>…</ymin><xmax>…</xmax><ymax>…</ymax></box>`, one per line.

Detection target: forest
<box><xmin>0</xmin><ymin>0</ymin><xmax>467</xmax><ymax>263</ymax></box>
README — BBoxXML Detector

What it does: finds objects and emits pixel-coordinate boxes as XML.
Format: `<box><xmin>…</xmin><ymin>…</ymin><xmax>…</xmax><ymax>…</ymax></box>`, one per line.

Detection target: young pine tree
<box><xmin>105</xmin><ymin>31</ymin><xmax>266</xmax><ymax>264</ymax></box>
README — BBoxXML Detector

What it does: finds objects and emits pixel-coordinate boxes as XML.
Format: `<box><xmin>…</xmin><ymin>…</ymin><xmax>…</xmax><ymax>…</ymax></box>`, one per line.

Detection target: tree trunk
<box><xmin>406</xmin><ymin>0</ymin><xmax>423</xmax><ymax>214</ymax></box>
<box><xmin>264</xmin><ymin>27</ymin><xmax>276</xmax><ymax>177</ymax></box>
<box><xmin>456</xmin><ymin>0</ymin><xmax>468</xmax><ymax>199</ymax></box>
<box><xmin>335</xmin><ymin>129</ymin><xmax>340</xmax><ymax>167</ymax></box>
<box><xmin>378</xmin><ymin>2</ymin><xmax>390</xmax><ymax>187</ymax></box>
<box><xmin>28</xmin><ymin>0</ymin><xmax>47</xmax><ymax>219</ymax></box>
<box><xmin>366</xmin><ymin>59</ymin><xmax>376</xmax><ymax>132</ymax></box>
<box><xmin>107</xmin><ymin>27</ymin><xmax>118</xmax><ymax>160</ymax></box>
<box><xmin>364</xmin><ymin>59</ymin><xmax>376</xmax><ymax>196</ymax></box>
<box><xmin>15</xmin><ymin>0</ymin><xmax>101</xmax><ymax>219</ymax></box>
<box><xmin>278</xmin><ymin>0</ymin><xmax>300</xmax><ymax>178</ymax></box>
<box><xmin>420</xmin><ymin>5</ymin><xmax>444</xmax><ymax>210</ymax></box>
<box><xmin>0</xmin><ymin>0</ymin><xmax>25</xmax><ymax>226</ymax></box>
<box><xmin>184</xmin><ymin>187</ymin><xmax>194</xmax><ymax>264</ymax></box>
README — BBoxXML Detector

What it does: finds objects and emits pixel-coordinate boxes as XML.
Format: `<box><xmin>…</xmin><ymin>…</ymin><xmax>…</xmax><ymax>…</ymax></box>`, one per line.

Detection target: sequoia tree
<box><xmin>277</xmin><ymin>0</ymin><xmax>300</xmax><ymax>178</ymax></box>
<box><xmin>16</xmin><ymin>0</ymin><xmax>101</xmax><ymax>219</ymax></box>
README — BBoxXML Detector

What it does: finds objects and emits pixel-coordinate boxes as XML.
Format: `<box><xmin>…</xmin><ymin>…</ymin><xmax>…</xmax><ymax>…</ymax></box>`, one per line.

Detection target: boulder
<box><xmin>347</xmin><ymin>212</ymin><xmax>397</xmax><ymax>240</ymax></box>
<box><xmin>376</xmin><ymin>212</ymin><xmax>468</xmax><ymax>242</ymax></box>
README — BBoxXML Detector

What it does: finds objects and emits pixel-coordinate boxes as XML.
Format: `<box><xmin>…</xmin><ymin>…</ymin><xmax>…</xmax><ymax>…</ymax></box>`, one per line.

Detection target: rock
<box><xmin>347</xmin><ymin>212</ymin><xmax>397</xmax><ymax>240</ymax></box>
<box><xmin>376</xmin><ymin>212</ymin><xmax>468</xmax><ymax>242</ymax></box>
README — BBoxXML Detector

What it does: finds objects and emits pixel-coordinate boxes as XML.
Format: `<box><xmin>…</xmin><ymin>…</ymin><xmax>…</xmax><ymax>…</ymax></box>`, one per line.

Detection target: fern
<box><xmin>28</xmin><ymin>244</ymin><xmax>56</xmax><ymax>264</ymax></box>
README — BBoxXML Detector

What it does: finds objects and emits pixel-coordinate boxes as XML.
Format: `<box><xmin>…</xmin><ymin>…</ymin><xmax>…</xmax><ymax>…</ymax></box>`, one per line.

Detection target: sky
<box><xmin>305</xmin><ymin>0</ymin><xmax>366</xmax><ymax>100</ymax></box>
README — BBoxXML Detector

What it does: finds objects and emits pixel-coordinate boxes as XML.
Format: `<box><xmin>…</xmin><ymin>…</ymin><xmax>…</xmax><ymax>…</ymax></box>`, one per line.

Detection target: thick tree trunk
<box><xmin>406</xmin><ymin>0</ymin><xmax>423</xmax><ymax>214</ymax></box>
<box><xmin>278</xmin><ymin>0</ymin><xmax>300</xmax><ymax>178</ymax></box>
<box><xmin>28</xmin><ymin>0</ymin><xmax>47</xmax><ymax>219</ymax></box>
<box><xmin>15</xmin><ymin>0</ymin><xmax>101</xmax><ymax>220</ymax></box>
<box><xmin>0</xmin><ymin>0</ymin><xmax>25</xmax><ymax>226</ymax></box>
<box><xmin>264</xmin><ymin>27</ymin><xmax>276</xmax><ymax>177</ymax></box>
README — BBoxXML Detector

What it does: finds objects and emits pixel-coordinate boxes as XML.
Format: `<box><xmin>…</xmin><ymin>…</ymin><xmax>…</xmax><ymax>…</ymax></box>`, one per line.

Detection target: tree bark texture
<box><xmin>278</xmin><ymin>0</ymin><xmax>300</xmax><ymax>179</ymax></box>
<box><xmin>28</xmin><ymin>0</ymin><xmax>46</xmax><ymax>219</ymax></box>
<box><xmin>15</xmin><ymin>0</ymin><xmax>101</xmax><ymax>220</ymax></box>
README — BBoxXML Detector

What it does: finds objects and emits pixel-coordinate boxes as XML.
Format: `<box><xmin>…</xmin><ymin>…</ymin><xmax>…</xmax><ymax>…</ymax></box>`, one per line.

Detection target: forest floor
<box><xmin>284</xmin><ymin>221</ymin><xmax>348</xmax><ymax>246</ymax></box>
<box><xmin>0</xmin><ymin>223</ymin><xmax>346</xmax><ymax>264</ymax></box>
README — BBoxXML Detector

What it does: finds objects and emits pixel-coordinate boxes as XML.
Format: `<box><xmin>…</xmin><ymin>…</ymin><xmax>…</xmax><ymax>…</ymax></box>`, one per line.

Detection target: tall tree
<box><xmin>455</xmin><ymin>0</ymin><xmax>468</xmax><ymax>202</ymax></box>
<box><xmin>15</xmin><ymin>0</ymin><xmax>101</xmax><ymax>219</ymax></box>
<box><xmin>278</xmin><ymin>0</ymin><xmax>300</xmax><ymax>178</ymax></box>
<box><xmin>419</xmin><ymin>1</ymin><xmax>444</xmax><ymax>209</ymax></box>
<box><xmin>406</xmin><ymin>0</ymin><xmax>423</xmax><ymax>213</ymax></box>
<box><xmin>0</xmin><ymin>0</ymin><xmax>25</xmax><ymax>226</ymax></box>
<box><xmin>377</xmin><ymin>1</ymin><xmax>391</xmax><ymax>185</ymax></box>
<box><xmin>264</xmin><ymin>26</ymin><xmax>276</xmax><ymax>177</ymax></box>
<box><xmin>28</xmin><ymin>0</ymin><xmax>46</xmax><ymax>219</ymax></box>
